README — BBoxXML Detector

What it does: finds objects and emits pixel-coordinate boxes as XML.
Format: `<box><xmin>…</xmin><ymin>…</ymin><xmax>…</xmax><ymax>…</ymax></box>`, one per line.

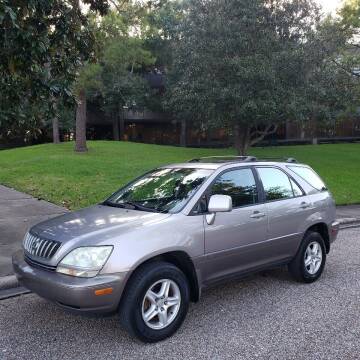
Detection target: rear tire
<box><xmin>288</xmin><ymin>231</ymin><xmax>326</xmax><ymax>283</ymax></box>
<box><xmin>119</xmin><ymin>261</ymin><xmax>190</xmax><ymax>343</ymax></box>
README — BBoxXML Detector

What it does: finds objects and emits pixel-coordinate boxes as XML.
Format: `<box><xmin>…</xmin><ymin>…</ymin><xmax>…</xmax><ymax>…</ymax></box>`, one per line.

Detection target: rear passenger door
<box><xmin>256</xmin><ymin>166</ymin><xmax>310</xmax><ymax>260</ymax></box>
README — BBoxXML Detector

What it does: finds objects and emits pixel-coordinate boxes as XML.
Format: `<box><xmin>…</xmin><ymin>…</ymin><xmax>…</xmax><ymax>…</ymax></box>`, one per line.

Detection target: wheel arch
<box><xmin>305</xmin><ymin>222</ymin><xmax>330</xmax><ymax>253</ymax></box>
<box><xmin>122</xmin><ymin>251</ymin><xmax>200</xmax><ymax>304</ymax></box>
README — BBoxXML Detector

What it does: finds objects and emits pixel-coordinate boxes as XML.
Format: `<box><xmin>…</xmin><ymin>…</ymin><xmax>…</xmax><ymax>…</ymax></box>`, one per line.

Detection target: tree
<box><xmin>340</xmin><ymin>0</ymin><xmax>360</xmax><ymax>30</ymax></box>
<box><xmin>165</xmin><ymin>0</ymin><xmax>356</xmax><ymax>154</ymax></box>
<box><xmin>290</xmin><ymin>16</ymin><xmax>360</xmax><ymax>141</ymax></box>
<box><xmin>287</xmin><ymin>2</ymin><xmax>360</xmax><ymax>142</ymax></box>
<box><xmin>0</xmin><ymin>0</ymin><xmax>109</xmax><ymax>145</ymax></box>
<box><xmin>142</xmin><ymin>0</ymin><xmax>186</xmax><ymax>69</ymax></box>
<box><xmin>100</xmin><ymin>36</ymin><xmax>155</xmax><ymax>131</ymax></box>
<box><xmin>73</xmin><ymin>63</ymin><xmax>102</xmax><ymax>151</ymax></box>
<box><xmin>335</xmin><ymin>0</ymin><xmax>360</xmax><ymax>78</ymax></box>
<box><xmin>75</xmin><ymin>9</ymin><xmax>156</xmax><ymax>145</ymax></box>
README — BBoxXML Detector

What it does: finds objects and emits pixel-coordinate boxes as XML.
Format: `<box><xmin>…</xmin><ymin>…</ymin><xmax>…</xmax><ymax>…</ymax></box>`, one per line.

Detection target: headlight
<box><xmin>56</xmin><ymin>246</ymin><xmax>113</xmax><ymax>278</ymax></box>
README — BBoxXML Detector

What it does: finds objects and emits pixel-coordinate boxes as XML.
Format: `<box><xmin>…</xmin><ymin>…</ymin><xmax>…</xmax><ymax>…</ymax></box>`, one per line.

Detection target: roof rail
<box><xmin>188</xmin><ymin>156</ymin><xmax>257</xmax><ymax>163</ymax></box>
<box><xmin>188</xmin><ymin>156</ymin><xmax>298</xmax><ymax>164</ymax></box>
<box><xmin>256</xmin><ymin>157</ymin><xmax>298</xmax><ymax>163</ymax></box>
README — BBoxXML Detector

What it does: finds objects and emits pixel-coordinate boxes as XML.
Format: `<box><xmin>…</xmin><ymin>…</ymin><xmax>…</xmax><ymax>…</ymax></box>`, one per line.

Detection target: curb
<box><xmin>337</xmin><ymin>218</ymin><xmax>360</xmax><ymax>229</ymax></box>
<box><xmin>0</xmin><ymin>286</ymin><xmax>30</xmax><ymax>301</ymax></box>
<box><xmin>0</xmin><ymin>275</ymin><xmax>19</xmax><ymax>291</ymax></box>
<box><xmin>337</xmin><ymin>217</ymin><xmax>360</xmax><ymax>225</ymax></box>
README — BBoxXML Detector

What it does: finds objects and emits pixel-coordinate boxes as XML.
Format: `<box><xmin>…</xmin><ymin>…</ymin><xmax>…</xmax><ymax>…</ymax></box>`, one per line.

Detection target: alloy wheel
<box><xmin>304</xmin><ymin>241</ymin><xmax>323</xmax><ymax>275</ymax></box>
<box><xmin>141</xmin><ymin>279</ymin><xmax>181</xmax><ymax>330</ymax></box>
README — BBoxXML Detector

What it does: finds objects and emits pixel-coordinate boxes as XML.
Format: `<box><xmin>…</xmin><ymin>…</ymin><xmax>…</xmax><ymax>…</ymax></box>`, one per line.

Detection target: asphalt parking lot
<box><xmin>0</xmin><ymin>227</ymin><xmax>359</xmax><ymax>360</ymax></box>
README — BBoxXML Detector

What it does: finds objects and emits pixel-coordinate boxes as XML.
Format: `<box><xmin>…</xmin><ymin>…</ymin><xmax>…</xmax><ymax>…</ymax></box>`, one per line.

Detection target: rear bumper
<box><xmin>330</xmin><ymin>221</ymin><xmax>340</xmax><ymax>243</ymax></box>
<box><xmin>12</xmin><ymin>250</ymin><xmax>128</xmax><ymax>314</ymax></box>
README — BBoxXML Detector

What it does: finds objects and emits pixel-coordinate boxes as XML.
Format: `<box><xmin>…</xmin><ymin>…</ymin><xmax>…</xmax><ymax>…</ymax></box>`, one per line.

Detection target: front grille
<box><xmin>24</xmin><ymin>255</ymin><xmax>57</xmax><ymax>271</ymax></box>
<box><xmin>24</xmin><ymin>232</ymin><xmax>61</xmax><ymax>259</ymax></box>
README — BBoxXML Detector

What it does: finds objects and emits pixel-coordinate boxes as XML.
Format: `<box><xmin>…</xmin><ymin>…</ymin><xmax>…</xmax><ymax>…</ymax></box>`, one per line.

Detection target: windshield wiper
<box><xmin>102</xmin><ymin>200</ymin><xmax>120</xmax><ymax>208</ymax></box>
<box><xmin>122</xmin><ymin>201</ymin><xmax>147</xmax><ymax>211</ymax></box>
<box><xmin>103</xmin><ymin>200</ymin><xmax>161</xmax><ymax>213</ymax></box>
<box><xmin>125</xmin><ymin>201</ymin><xmax>169</xmax><ymax>213</ymax></box>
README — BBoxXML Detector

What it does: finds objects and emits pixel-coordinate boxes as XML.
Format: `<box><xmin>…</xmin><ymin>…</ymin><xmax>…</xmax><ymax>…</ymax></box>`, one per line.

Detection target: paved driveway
<box><xmin>0</xmin><ymin>228</ymin><xmax>359</xmax><ymax>360</ymax></box>
<box><xmin>0</xmin><ymin>186</ymin><xmax>66</xmax><ymax>276</ymax></box>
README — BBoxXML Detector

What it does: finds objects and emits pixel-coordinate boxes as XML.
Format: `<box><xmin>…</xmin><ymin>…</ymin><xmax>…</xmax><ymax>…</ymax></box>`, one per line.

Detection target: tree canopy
<box><xmin>1</xmin><ymin>0</ymin><xmax>360</xmax><ymax>153</ymax></box>
<box><xmin>0</xmin><ymin>0</ymin><xmax>109</xmax><ymax>143</ymax></box>
<box><xmin>165</xmin><ymin>0</ymin><xmax>360</xmax><ymax>154</ymax></box>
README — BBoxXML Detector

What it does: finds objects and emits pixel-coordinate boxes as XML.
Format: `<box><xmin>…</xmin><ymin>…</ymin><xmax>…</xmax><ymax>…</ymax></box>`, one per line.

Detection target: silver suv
<box><xmin>13</xmin><ymin>156</ymin><xmax>339</xmax><ymax>342</ymax></box>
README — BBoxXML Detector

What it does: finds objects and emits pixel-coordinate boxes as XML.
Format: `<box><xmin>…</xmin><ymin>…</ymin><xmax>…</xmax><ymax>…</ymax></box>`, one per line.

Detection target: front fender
<box><xmin>100</xmin><ymin>214</ymin><xmax>205</xmax><ymax>274</ymax></box>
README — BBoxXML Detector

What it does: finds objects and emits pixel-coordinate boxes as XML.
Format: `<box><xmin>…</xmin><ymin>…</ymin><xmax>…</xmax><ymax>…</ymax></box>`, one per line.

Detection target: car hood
<box><xmin>31</xmin><ymin>204</ymin><xmax>171</xmax><ymax>244</ymax></box>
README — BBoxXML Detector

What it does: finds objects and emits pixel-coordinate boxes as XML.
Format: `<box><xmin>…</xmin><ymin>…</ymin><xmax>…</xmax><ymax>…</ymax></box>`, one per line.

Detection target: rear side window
<box><xmin>211</xmin><ymin>168</ymin><xmax>258</xmax><ymax>207</ymax></box>
<box><xmin>257</xmin><ymin>167</ymin><xmax>295</xmax><ymax>201</ymax></box>
<box><xmin>287</xmin><ymin>166</ymin><xmax>326</xmax><ymax>191</ymax></box>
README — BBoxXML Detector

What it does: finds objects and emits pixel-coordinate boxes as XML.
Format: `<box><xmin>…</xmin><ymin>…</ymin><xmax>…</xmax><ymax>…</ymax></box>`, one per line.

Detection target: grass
<box><xmin>0</xmin><ymin>140</ymin><xmax>359</xmax><ymax>209</ymax></box>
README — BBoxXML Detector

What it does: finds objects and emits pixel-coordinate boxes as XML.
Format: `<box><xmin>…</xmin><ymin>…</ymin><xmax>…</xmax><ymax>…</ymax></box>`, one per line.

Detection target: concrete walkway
<box><xmin>0</xmin><ymin>185</ymin><xmax>67</xmax><ymax>276</ymax></box>
<box><xmin>336</xmin><ymin>205</ymin><xmax>360</xmax><ymax>224</ymax></box>
<box><xmin>0</xmin><ymin>185</ymin><xmax>360</xmax><ymax>279</ymax></box>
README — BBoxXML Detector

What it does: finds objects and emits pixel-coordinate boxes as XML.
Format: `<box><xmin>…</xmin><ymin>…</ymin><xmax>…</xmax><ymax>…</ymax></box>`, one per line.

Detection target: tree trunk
<box><xmin>285</xmin><ymin>120</ymin><xmax>291</xmax><ymax>140</ymax></box>
<box><xmin>233</xmin><ymin>123</ymin><xmax>250</xmax><ymax>155</ymax></box>
<box><xmin>75</xmin><ymin>89</ymin><xmax>87</xmax><ymax>152</ymax></box>
<box><xmin>180</xmin><ymin>119</ymin><xmax>187</xmax><ymax>147</ymax></box>
<box><xmin>310</xmin><ymin>117</ymin><xmax>318</xmax><ymax>145</ymax></box>
<box><xmin>113</xmin><ymin>112</ymin><xmax>120</xmax><ymax>141</ymax></box>
<box><xmin>300</xmin><ymin>122</ymin><xmax>305</xmax><ymax>139</ymax></box>
<box><xmin>119</xmin><ymin>110</ymin><xmax>125</xmax><ymax>141</ymax></box>
<box><xmin>52</xmin><ymin>97</ymin><xmax>60</xmax><ymax>144</ymax></box>
<box><xmin>113</xmin><ymin>119</ymin><xmax>120</xmax><ymax>141</ymax></box>
<box><xmin>52</xmin><ymin>116</ymin><xmax>60</xmax><ymax>144</ymax></box>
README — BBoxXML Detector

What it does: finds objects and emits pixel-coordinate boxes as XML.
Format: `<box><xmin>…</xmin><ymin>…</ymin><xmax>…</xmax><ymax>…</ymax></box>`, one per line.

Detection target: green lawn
<box><xmin>0</xmin><ymin>141</ymin><xmax>359</xmax><ymax>209</ymax></box>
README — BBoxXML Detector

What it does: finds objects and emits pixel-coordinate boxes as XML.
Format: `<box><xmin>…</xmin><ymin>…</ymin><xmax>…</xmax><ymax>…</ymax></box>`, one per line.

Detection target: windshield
<box><xmin>105</xmin><ymin>168</ymin><xmax>213</xmax><ymax>213</ymax></box>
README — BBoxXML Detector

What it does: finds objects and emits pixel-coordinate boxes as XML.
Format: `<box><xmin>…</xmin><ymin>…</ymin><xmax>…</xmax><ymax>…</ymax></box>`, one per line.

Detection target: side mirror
<box><xmin>206</xmin><ymin>195</ymin><xmax>232</xmax><ymax>225</ymax></box>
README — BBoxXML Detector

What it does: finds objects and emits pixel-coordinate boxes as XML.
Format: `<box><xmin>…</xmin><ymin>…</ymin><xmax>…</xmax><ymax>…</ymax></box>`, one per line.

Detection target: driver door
<box><xmin>201</xmin><ymin>167</ymin><xmax>269</xmax><ymax>284</ymax></box>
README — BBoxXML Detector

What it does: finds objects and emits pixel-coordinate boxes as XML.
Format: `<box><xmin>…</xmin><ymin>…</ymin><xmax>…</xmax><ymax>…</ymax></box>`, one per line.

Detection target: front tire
<box><xmin>119</xmin><ymin>261</ymin><xmax>190</xmax><ymax>343</ymax></box>
<box><xmin>288</xmin><ymin>231</ymin><xmax>326</xmax><ymax>283</ymax></box>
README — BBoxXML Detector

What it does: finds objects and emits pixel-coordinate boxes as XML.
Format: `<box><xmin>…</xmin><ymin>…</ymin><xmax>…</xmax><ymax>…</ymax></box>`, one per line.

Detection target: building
<box><xmin>86</xmin><ymin>72</ymin><xmax>360</xmax><ymax>147</ymax></box>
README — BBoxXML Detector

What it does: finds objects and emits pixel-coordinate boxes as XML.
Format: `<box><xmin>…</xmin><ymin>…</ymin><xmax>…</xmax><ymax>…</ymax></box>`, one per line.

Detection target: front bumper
<box><xmin>12</xmin><ymin>250</ymin><xmax>128</xmax><ymax>314</ymax></box>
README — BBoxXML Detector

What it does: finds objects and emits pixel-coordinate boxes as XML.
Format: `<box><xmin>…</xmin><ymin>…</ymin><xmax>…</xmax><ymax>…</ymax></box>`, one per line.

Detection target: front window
<box><xmin>211</xmin><ymin>168</ymin><xmax>258</xmax><ymax>207</ymax></box>
<box><xmin>105</xmin><ymin>168</ymin><xmax>213</xmax><ymax>213</ymax></box>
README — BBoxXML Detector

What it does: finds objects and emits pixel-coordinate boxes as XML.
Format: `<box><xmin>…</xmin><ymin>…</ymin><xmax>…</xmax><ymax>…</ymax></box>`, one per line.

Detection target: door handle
<box><xmin>250</xmin><ymin>211</ymin><xmax>266</xmax><ymax>219</ymax></box>
<box><xmin>300</xmin><ymin>201</ymin><xmax>311</xmax><ymax>209</ymax></box>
